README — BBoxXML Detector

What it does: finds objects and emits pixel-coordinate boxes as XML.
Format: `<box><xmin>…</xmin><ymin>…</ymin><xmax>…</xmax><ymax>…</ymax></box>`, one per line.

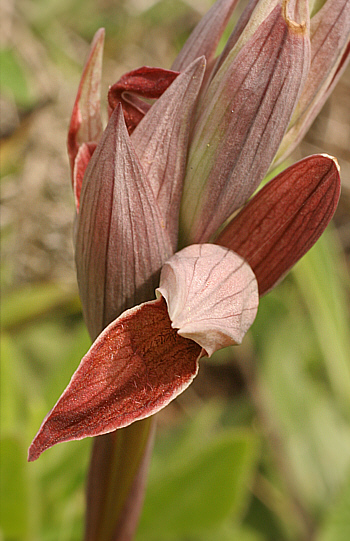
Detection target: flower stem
<box><xmin>84</xmin><ymin>418</ymin><xmax>155</xmax><ymax>541</ymax></box>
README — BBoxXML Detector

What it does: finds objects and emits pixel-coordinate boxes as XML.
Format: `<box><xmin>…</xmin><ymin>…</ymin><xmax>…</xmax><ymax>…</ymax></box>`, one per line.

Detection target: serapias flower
<box><xmin>29</xmin><ymin>0</ymin><xmax>345</xmax><ymax>466</ymax></box>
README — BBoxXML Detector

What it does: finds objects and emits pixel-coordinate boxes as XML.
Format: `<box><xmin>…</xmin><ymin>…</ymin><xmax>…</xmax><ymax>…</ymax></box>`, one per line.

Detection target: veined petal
<box><xmin>67</xmin><ymin>28</ymin><xmax>104</xmax><ymax>180</ymax></box>
<box><xmin>213</xmin><ymin>0</ymin><xmax>309</xmax><ymax>79</ymax></box>
<box><xmin>28</xmin><ymin>297</ymin><xmax>201</xmax><ymax>462</ymax></box>
<box><xmin>108</xmin><ymin>66</ymin><xmax>179</xmax><ymax>134</ymax></box>
<box><xmin>157</xmin><ymin>244</ymin><xmax>259</xmax><ymax>357</ymax></box>
<box><xmin>179</xmin><ymin>3</ymin><xmax>310</xmax><ymax>245</ymax></box>
<box><xmin>132</xmin><ymin>57</ymin><xmax>206</xmax><ymax>250</ymax></box>
<box><xmin>216</xmin><ymin>154</ymin><xmax>341</xmax><ymax>295</ymax></box>
<box><xmin>275</xmin><ymin>0</ymin><xmax>350</xmax><ymax>166</ymax></box>
<box><xmin>75</xmin><ymin>105</ymin><xmax>172</xmax><ymax>339</ymax></box>
<box><xmin>212</xmin><ymin>0</ymin><xmax>261</xmax><ymax>78</ymax></box>
<box><xmin>73</xmin><ymin>142</ymin><xmax>97</xmax><ymax>212</ymax></box>
<box><xmin>171</xmin><ymin>0</ymin><xmax>239</xmax><ymax>72</ymax></box>
<box><xmin>302</xmin><ymin>0</ymin><xmax>349</xmax><ymax>105</ymax></box>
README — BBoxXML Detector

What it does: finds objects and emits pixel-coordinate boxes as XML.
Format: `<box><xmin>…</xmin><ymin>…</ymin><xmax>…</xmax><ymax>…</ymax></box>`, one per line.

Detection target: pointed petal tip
<box><xmin>320</xmin><ymin>153</ymin><xmax>340</xmax><ymax>172</ymax></box>
<box><xmin>28</xmin><ymin>437</ymin><xmax>52</xmax><ymax>462</ymax></box>
<box><xmin>87</xmin><ymin>28</ymin><xmax>105</xmax><ymax>56</ymax></box>
<box><xmin>28</xmin><ymin>298</ymin><xmax>201</xmax><ymax>459</ymax></box>
<box><xmin>217</xmin><ymin>154</ymin><xmax>341</xmax><ymax>296</ymax></box>
<box><xmin>282</xmin><ymin>0</ymin><xmax>308</xmax><ymax>33</ymax></box>
<box><xmin>93</xmin><ymin>27</ymin><xmax>105</xmax><ymax>41</ymax></box>
<box><xmin>28</xmin><ymin>442</ymin><xmax>39</xmax><ymax>462</ymax></box>
<box><xmin>67</xmin><ymin>27</ymin><xmax>105</xmax><ymax>180</ymax></box>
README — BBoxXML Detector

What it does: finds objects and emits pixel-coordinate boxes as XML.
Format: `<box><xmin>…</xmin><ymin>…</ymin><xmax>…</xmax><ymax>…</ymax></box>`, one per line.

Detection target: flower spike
<box><xmin>28</xmin><ymin>4</ymin><xmax>344</xmax><ymax>539</ymax></box>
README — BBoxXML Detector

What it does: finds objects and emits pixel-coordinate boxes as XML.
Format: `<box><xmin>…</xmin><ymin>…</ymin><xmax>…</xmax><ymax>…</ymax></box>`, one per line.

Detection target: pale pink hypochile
<box><xmin>157</xmin><ymin>244</ymin><xmax>259</xmax><ymax>357</ymax></box>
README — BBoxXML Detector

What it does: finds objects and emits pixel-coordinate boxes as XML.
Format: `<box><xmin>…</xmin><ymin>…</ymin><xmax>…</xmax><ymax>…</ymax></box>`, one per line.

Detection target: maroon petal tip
<box><xmin>217</xmin><ymin>154</ymin><xmax>341</xmax><ymax>295</ymax></box>
<box><xmin>67</xmin><ymin>28</ymin><xmax>105</xmax><ymax>179</ymax></box>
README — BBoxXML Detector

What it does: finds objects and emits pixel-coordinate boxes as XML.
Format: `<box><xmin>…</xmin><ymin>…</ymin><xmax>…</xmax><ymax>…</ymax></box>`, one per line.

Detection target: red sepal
<box><xmin>67</xmin><ymin>29</ymin><xmax>104</xmax><ymax>181</ymax></box>
<box><xmin>108</xmin><ymin>67</ymin><xmax>179</xmax><ymax>134</ymax></box>
<box><xmin>73</xmin><ymin>142</ymin><xmax>97</xmax><ymax>212</ymax></box>
<box><xmin>216</xmin><ymin>155</ymin><xmax>341</xmax><ymax>295</ymax></box>
<box><xmin>28</xmin><ymin>297</ymin><xmax>201</xmax><ymax>461</ymax></box>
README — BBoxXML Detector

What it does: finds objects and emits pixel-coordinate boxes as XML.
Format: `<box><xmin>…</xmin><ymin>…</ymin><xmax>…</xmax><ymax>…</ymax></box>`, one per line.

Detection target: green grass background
<box><xmin>1</xmin><ymin>1</ymin><xmax>350</xmax><ymax>540</ymax></box>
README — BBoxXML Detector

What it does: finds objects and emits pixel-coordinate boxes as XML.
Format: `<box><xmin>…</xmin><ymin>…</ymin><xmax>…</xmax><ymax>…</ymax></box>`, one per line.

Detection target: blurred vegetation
<box><xmin>1</xmin><ymin>1</ymin><xmax>350</xmax><ymax>540</ymax></box>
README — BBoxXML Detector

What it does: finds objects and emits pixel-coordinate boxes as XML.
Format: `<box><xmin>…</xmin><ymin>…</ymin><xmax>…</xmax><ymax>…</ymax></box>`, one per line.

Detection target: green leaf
<box><xmin>0</xmin><ymin>437</ymin><xmax>29</xmax><ymax>538</ymax></box>
<box><xmin>193</xmin><ymin>522</ymin><xmax>266</xmax><ymax>541</ymax></box>
<box><xmin>258</xmin><ymin>300</ymin><xmax>350</xmax><ymax>511</ymax></box>
<box><xmin>310</xmin><ymin>0</ymin><xmax>328</xmax><ymax>17</ymax></box>
<box><xmin>137</xmin><ymin>429</ymin><xmax>259</xmax><ymax>540</ymax></box>
<box><xmin>0</xmin><ymin>333</ymin><xmax>27</xmax><ymax>431</ymax></box>
<box><xmin>1</xmin><ymin>283</ymin><xmax>79</xmax><ymax>329</ymax></box>
<box><xmin>150</xmin><ymin>401</ymin><xmax>225</xmax><ymax>480</ymax></box>
<box><xmin>0</xmin><ymin>48</ymin><xmax>34</xmax><ymax>107</ymax></box>
<box><xmin>317</xmin><ymin>475</ymin><xmax>350</xmax><ymax>541</ymax></box>
<box><xmin>292</xmin><ymin>227</ymin><xmax>350</xmax><ymax>409</ymax></box>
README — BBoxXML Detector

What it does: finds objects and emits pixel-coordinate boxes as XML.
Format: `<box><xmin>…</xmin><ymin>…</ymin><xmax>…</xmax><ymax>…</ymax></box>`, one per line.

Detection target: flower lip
<box><xmin>157</xmin><ymin>244</ymin><xmax>259</xmax><ymax>357</ymax></box>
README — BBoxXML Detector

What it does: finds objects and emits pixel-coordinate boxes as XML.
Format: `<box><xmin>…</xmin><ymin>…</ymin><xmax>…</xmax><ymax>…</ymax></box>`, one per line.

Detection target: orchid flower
<box><xmin>28</xmin><ymin>0</ymin><xmax>347</xmax><ymax>539</ymax></box>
